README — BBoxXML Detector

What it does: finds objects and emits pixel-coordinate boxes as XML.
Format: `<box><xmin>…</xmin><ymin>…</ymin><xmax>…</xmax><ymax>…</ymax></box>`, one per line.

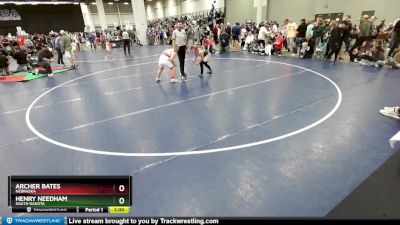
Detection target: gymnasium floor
<box><xmin>0</xmin><ymin>46</ymin><xmax>399</xmax><ymax>216</ymax></box>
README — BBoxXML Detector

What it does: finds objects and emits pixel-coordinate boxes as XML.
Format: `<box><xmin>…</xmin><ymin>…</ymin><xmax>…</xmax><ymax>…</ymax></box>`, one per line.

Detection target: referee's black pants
<box><xmin>178</xmin><ymin>45</ymin><xmax>186</xmax><ymax>75</ymax></box>
<box><xmin>123</xmin><ymin>39</ymin><xmax>131</xmax><ymax>55</ymax></box>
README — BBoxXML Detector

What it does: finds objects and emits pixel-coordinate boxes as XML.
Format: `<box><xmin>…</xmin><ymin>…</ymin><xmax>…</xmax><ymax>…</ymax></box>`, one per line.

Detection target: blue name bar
<box><xmin>2</xmin><ymin>217</ymin><xmax>65</xmax><ymax>225</ymax></box>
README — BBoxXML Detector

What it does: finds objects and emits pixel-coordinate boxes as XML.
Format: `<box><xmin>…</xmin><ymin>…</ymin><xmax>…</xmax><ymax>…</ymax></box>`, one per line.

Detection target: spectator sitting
<box><xmin>355</xmin><ymin>42</ymin><xmax>385</xmax><ymax>67</ymax></box>
<box><xmin>350</xmin><ymin>41</ymin><xmax>372</xmax><ymax>62</ymax></box>
<box><xmin>243</xmin><ymin>31</ymin><xmax>255</xmax><ymax>51</ymax></box>
<box><xmin>13</xmin><ymin>47</ymin><xmax>32</xmax><ymax>72</ymax></box>
<box><xmin>386</xmin><ymin>48</ymin><xmax>400</xmax><ymax>68</ymax></box>
<box><xmin>273</xmin><ymin>32</ymin><xmax>284</xmax><ymax>55</ymax></box>
<box><xmin>299</xmin><ymin>35</ymin><xmax>315</xmax><ymax>59</ymax></box>
<box><xmin>0</xmin><ymin>51</ymin><xmax>11</xmax><ymax>75</ymax></box>
<box><xmin>35</xmin><ymin>46</ymin><xmax>55</xmax><ymax>77</ymax></box>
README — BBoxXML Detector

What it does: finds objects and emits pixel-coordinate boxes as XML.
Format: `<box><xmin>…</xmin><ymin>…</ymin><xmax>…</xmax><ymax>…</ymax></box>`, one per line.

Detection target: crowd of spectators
<box><xmin>144</xmin><ymin>12</ymin><xmax>400</xmax><ymax>69</ymax></box>
<box><xmin>2</xmin><ymin>11</ymin><xmax>400</xmax><ymax>76</ymax></box>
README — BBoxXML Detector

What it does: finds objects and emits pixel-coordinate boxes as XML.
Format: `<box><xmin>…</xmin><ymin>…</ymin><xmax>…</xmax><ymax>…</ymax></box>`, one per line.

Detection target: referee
<box><xmin>172</xmin><ymin>21</ymin><xmax>188</xmax><ymax>80</ymax></box>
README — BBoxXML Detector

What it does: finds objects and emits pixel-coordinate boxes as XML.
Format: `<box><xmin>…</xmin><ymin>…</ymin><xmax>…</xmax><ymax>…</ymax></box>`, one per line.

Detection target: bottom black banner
<box><xmin>66</xmin><ymin>218</ymin><xmax>400</xmax><ymax>225</ymax></box>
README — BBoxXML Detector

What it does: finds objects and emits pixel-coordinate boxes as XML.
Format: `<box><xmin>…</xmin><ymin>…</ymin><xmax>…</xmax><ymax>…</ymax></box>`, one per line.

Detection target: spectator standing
<box><xmin>312</xmin><ymin>18</ymin><xmax>325</xmax><ymax>50</ymax></box>
<box><xmin>220</xmin><ymin>31</ymin><xmax>230</xmax><ymax>53</ymax></box>
<box><xmin>388</xmin><ymin>19</ymin><xmax>400</xmax><ymax>58</ymax></box>
<box><xmin>257</xmin><ymin>23</ymin><xmax>267</xmax><ymax>49</ymax></box>
<box><xmin>294</xmin><ymin>19</ymin><xmax>307</xmax><ymax>54</ymax></box>
<box><xmin>306</xmin><ymin>19</ymin><xmax>315</xmax><ymax>38</ymax></box>
<box><xmin>326</xmin><ymin>20</ymin><xmax>350</xmax><ymax>61</ymax></box>
<box><xmin>232</xmin><ymin>22</ymin><xmax>241</xmax><ymax>47</ymax></box>
<box><xmin>187</xmin><ymin>25</ymin><xmax>195</xmax><ymax>49</ymax></box>
<box><xmin>342</xmin><ymin>15</ymin><xmax>353</xmax><ymax>52</ymax></box>
<box><xmin>54</xmin><ymin>33</ymin><xmax>64</xmax><ymax>66</ymax></box>
<box><xmin>122</xmin><ymin>29</ymin><xmax>131</xmax><ymax>55</ymax></box>
<box><xmin>286</xmin><ymin>18</ymin><xmax>298</xmax><ymax>52</ymax></box>
<box><xmin>88</xmin><ymin>32</ymin><xmax>96</xmax><ymax>50</ymax></box>
<box><xmin>60</xmin><ymin>30</ymin><xmax>72</xmax><ymax>68</ymax></box>
<box><xmin>349</xmin><ymin>15</ymin><xmax>373</xmax><ymax>53</ymax></box>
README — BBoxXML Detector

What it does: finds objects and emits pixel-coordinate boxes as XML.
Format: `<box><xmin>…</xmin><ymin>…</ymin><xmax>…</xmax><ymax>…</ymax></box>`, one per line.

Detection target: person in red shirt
<box><xmin>212</xmin><ymin>25</ymin><xmax>219</xmax><ymax>44</ymax></box>
<box><xmin>274</xmin><ymin>32</ymin><xmax>284</xmax><ymax>54</ymax></box>
<box><xmin>203</xmin><ymin>35</ymin><xmax>213</xmax><ymax>54</ymax></box>
<box><xmin>17</xmin><ymin>35</ymin><xmax>25</xmax><ymax>48</ymax></box>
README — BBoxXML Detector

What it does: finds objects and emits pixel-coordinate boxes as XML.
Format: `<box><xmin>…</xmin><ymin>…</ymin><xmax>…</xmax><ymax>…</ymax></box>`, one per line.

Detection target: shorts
<box><xmin>159</xmin><ymin>56</ymin><xmax>174</xmax><ymax>69</ymax></box>
<box><xmin>233</xmin><ymin>35</ymin><xmax>239</xmax><ymax>41</ymax></box>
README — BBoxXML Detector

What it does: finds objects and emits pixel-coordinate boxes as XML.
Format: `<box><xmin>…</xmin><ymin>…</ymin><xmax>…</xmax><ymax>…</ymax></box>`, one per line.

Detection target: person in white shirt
<box><xmin>240</xmin><ymin>26</ymin><xmax>247</xmax><ymax>48</ymax></box>
<box><xmin>272</xmin><ymin>23</ymin><xmax>278</xmax><ymax>34</ymax></box>
<box><xmin>286</xmin><ymin>18</ymin><xmax>298</xmax><ymax>52</ymax></box>
<box><xmin>156</xmin><ymin>48</ymin><xmax>178</xmax><ymax>83</ymax></box>
<box><xmin>122</xmin><ymin>29</ymin><xmax>131</xmax><ymax>55</ymax></box>
<box><xmin>243</xmin><ymin>31</ymin><xmax>255</xmax><ymax>51</ymax></box>
<box><xmin>257</xmin><ymin>23</ymin><xmax>268</xmax><ymax>49</ymax></box>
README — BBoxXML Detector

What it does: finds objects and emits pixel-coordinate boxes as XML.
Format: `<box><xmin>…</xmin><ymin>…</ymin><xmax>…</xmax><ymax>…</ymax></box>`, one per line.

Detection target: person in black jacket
<box><xmin>297</xmin><ymin>19</ymin><xmax>307</xmax><ymax>39</ymax></box>
<box><xmin>325</xmin><ymin>20</ymin><xmax>350</xmax><ymax>61</ymax></box>
<box><xmin>312</xmin><ymin>18</ymin><xmax>325</xmax><ymax>50</ymax></box>
<box><xmin>342</xmin><ymin>15</ymin><xmax>353</xmax><ymax>52</ymax></box>
<box><xmin>293</xmin><ymin>19</ymin><xmax>307</xmax><ymax>54</ymax></box>
<box><xmin>219</xmin><ymin>31</ymin><xmax>230</xmax><ymax>54</ymax></box>
<box><xmin>13</xmin><ymin>47</ymin><xmax>32</xmax><ymax>72</ymax></box>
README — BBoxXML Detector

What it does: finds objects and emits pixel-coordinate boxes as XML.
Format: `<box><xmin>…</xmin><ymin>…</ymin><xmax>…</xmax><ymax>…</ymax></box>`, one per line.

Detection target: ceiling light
<box><xmin>73</xmin><ymin>2</ymin><xmax>79</xmax><ymax>5</ymax></box>
<box><xmin>108</xmin><ymin>2</ymin><xmax>114</xmax><ymax>4</ymax></box>
<box><xmin>124</xmin><ymin>2</ymin><xmax>129</xmax><ymax>5</ymax></box>
<box><xmin>91</xmin><ymin>2</ymin><xmax>97</xmax><ymax>4</ymax></box>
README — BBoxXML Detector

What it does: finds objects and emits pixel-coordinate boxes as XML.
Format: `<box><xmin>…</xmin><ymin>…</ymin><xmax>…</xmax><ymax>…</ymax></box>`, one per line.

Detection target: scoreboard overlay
<box><xmin>8</xmin><ymin>176</ymin><xmax>132</xmax><ymax>213</ymax></box>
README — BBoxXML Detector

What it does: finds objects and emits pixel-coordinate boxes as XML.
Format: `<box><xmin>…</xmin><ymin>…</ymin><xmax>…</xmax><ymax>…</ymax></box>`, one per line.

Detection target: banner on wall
<box><xmin>0</xmin><ymin>9</ymin><xmax>21</xmax><ymax>21</ymax></box>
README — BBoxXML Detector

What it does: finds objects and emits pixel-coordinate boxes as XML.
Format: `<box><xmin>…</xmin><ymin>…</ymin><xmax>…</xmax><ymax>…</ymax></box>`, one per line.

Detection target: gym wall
<box><xmin>225</xmin><ymin>0</ymin><xmax>400</xmax><ymax>25</ymax></box>
<box><xmin>267</xmin><ymin>0</ymin><xmax>400</xmax><ymax>24</ymax></box>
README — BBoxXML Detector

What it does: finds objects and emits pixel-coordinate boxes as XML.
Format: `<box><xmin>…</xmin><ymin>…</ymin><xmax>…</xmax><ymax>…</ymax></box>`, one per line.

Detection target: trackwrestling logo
<box><xmin>2</xmin><ymin>217</ymin><xmax>65</xmax><ymax>225</ymax></box>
